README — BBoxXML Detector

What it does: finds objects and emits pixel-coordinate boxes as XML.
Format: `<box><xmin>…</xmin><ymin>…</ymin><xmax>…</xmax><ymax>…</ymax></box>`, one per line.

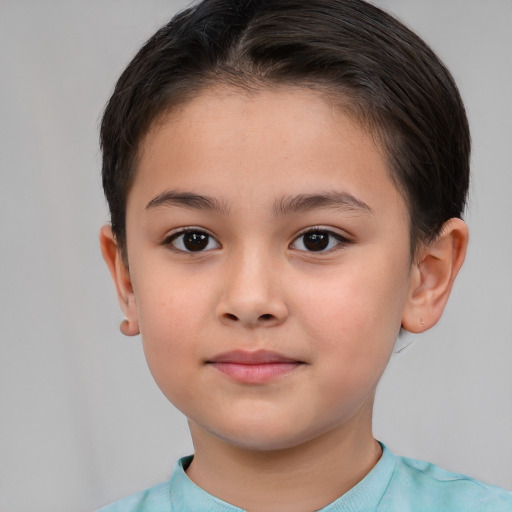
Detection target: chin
<box><xmin>218</xmin><ymin>433</ymin><xmax>306</xmax><ymax>452</ymax></box>
<box><xmin>202</xmin><ymin>418</ymin><xmax>326</xmax><ymax>452</ymax></box>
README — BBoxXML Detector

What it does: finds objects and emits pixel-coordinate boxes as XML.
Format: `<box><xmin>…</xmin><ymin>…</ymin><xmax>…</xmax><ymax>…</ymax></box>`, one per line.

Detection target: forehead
<box><xmin>131</xmin><ymin>85</ymin><xmax>405</xmax><ymax>219</ymax></box>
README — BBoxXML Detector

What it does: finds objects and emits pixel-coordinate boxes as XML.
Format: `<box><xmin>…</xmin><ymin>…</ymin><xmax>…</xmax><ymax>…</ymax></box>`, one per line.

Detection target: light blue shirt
<box><xmin>97</xmin><ymin>444</ymin><xmax>512</xmax><ymax>511</ymax></box>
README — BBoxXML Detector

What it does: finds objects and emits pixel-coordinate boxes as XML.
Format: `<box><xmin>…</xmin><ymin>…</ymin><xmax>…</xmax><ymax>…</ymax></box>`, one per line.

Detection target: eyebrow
<box><xmin>145</xmin><ymin>189</ymin><xmax>373</xmax><ymax>217</ymax></box>
<box><xmin>272</xmin><ymin>191</ymin><xmax>373</xmax><ymax>216</ymax></box>
<box><xmin>145</xmin><ymin>190</ymin><xmax>230</xmax><ymax>215</ymax></box>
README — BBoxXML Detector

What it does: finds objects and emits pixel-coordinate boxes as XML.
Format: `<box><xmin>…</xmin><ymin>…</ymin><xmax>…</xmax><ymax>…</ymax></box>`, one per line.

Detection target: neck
<box><xmin>185</xmin><ymin>409</ymin><xmax>381</xmax><ymax>512</ymax></box>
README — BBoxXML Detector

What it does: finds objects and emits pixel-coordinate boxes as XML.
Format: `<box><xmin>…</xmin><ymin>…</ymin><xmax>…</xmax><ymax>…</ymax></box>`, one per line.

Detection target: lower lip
<box><xmin>209</xmin><ymin>362</ymin><xmax>302</xmax><ymax>383</ymax></box>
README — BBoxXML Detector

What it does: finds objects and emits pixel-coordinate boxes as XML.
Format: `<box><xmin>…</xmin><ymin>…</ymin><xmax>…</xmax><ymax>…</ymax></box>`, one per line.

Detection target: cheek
<box><xmin>296</xmin><ymin>259</ymin><xmax>409</xmax><ymax>354</ymax></box>
<box><xmin>297</xmin><ymin>273</ymin><xmax>402</xmax><ymax>418</ymax></box>
<box><xmin>136</xmin><ymin>267</ymin><xmax>212</xmax><ymax>336</ymax></box>
<box><xmin>134</xmin><ymin>277</ymin><xmax>207</xmax><ymax>389</ymax></box>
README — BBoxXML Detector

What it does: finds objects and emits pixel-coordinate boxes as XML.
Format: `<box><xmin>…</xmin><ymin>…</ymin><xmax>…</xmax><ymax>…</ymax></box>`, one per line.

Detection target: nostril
<box><xmin>259</xmin><ymin>314</ymin><xmax>274</xmax><ymax>321</ymax></box>
<box><xmin>224</xmin><ymin>313</ymin><xmax>239</xmax><ymax>321</ymax></box>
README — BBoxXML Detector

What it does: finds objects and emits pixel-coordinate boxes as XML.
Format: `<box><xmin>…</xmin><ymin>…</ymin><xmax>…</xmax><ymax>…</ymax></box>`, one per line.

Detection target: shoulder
<box><xmin>95</xmin><ymin>455</ymin><xmax>244</xmax><ymax>512</ymax></box>
<box><xmin>96</xmin><ymin>480</ymin><xmax>171</xmax><ymax>512</ymax></box>
<box><xmin>379</xmin><ymin>452</ymin><xmax>512</xmax><ymax>512</ymax></box>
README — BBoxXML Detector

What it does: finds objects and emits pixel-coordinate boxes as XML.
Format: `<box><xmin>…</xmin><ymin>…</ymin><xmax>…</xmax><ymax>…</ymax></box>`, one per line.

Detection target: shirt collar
<box><xmin>168</xmin><ymin>443</ymin><xmax>396</xmax><ymax>511</ymax></box>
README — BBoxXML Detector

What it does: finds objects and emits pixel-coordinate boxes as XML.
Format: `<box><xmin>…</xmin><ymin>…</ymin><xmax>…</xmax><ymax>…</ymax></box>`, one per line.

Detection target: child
<box><xmin>97</xmin><ymin>0</ymin><xmax>512</xmax><ymax>510</ymax></box>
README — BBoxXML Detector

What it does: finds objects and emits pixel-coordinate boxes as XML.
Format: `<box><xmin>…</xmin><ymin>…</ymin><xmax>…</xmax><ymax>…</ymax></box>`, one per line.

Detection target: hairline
<box><xmin>118</xmin><ymin>79</ymin><xmax>418</xmax><ymax>265</ymax></box>
<box><xmin>122</xmin><ymin>82</ymin><xmax>418</xmax><ymax>258</ymax></box>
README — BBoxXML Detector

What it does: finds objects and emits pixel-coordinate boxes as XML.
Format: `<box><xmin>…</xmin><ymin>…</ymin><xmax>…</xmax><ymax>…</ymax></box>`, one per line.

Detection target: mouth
<box><xmin>206</xmin><ymin>350</ymin><xmax>305</xmax><ymax>384</ymax></box>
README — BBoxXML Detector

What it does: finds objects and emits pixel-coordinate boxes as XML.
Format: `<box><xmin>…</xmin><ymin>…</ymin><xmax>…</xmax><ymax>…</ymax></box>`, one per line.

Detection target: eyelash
<box><xmin>163</xmin><ymin>228</ymin><xmax>220</xmax><ymax>253</ymax></box>
<box><xmin>163</xmin><ymin>227</ymin><xmax>351</xmax><ymax>254</ymax></box>
<box><xmin>290</xmin><ymin>227</ymin><xmax>351</xmax><ymax>253</ymax></box>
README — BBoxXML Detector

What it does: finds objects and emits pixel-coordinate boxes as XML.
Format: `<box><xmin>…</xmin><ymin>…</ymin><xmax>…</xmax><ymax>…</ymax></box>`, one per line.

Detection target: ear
<box><xmin>99</xmin><ymin>225</ymin><xmax>139</xmax><ymax>336</ymax></box>
<box><xmin>401</xmin><ymin>218</ymin><xmax>468</xmax><ymax>334</ymax></box>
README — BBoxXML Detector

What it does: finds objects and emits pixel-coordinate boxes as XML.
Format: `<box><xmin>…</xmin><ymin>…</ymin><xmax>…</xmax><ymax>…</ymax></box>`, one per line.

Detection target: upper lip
<box><xmin>207</xmin><ymin>350</ymin><xmax>302</xmax><ymax>364</ymax></box>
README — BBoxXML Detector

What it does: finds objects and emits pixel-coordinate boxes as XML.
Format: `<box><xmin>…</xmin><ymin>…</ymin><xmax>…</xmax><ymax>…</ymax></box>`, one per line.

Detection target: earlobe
<box><xmin>99</xmin><ymin>225</ymin><xmax>140</xmax><ymax>336</ymax></box>
<box><xmin>401</xmin><ymin>218</ymin><xmax>468</xmax><ymax>334</ymax></box>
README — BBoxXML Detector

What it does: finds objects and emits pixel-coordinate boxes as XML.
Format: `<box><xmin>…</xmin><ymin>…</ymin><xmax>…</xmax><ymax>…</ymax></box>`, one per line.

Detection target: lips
<box><xmin>207</xmin><ymin>350</ymin><xmax>304</xmax><ymax>383</ymax></box>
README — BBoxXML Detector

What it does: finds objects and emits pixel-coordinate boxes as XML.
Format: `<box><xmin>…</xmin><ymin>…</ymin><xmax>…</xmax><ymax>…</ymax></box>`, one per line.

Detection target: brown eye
<box><xmin>291</xmin><ymin>229</ymin><xmax>348</xmax><ymax>252</ymax></box>
<box><xmin>169</xmin><ymin>230</ymin><xmax>220</xmax><ymax>252</ymax></box>
<box><xmin>303</xmin><ymin>231</ymin><xmax>329</xmax><ymax>251</ymax></box>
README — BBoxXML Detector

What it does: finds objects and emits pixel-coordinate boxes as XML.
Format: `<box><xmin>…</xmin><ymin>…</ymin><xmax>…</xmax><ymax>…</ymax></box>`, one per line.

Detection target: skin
<box><xmin>100</xmin><ymin>86</ymin><xmax>468</xmax><ymax>512</ymax></box>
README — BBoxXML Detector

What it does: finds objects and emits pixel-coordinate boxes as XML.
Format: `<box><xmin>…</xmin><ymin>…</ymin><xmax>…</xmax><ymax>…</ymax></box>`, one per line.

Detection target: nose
<box><xmin>216</xmin><ymin>250</ymin><xmax>289</xmax><ymax>328</ymax></box>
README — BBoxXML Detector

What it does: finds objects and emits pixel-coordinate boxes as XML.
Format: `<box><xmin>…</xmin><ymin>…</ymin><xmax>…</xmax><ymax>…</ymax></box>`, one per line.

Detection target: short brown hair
<box><xmin>100</xmin><ymin>0</ymin><xmax>470</xmax><ymax>257</ymax></box>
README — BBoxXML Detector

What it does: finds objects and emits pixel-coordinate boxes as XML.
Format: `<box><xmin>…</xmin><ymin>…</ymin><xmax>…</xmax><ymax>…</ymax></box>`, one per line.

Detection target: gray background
<box><xmin>0</xmin><ymin>1</ymin><xmax>510</xmax><ymax>511</ymax></box>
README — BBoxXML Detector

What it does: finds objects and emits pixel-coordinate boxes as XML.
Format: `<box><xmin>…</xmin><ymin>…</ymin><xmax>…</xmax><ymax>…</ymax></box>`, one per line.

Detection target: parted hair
<box><xmin>100</xmin><ymin>0</ymin><xmax>470</xmax><ymax>258</ymax></box>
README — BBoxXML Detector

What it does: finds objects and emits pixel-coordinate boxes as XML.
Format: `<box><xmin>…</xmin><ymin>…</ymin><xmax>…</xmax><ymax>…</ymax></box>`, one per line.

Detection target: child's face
<box><xmin>119</xmin><ymin>86</ymin><xmax>418</xmax><ymax>450</ymax></box>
